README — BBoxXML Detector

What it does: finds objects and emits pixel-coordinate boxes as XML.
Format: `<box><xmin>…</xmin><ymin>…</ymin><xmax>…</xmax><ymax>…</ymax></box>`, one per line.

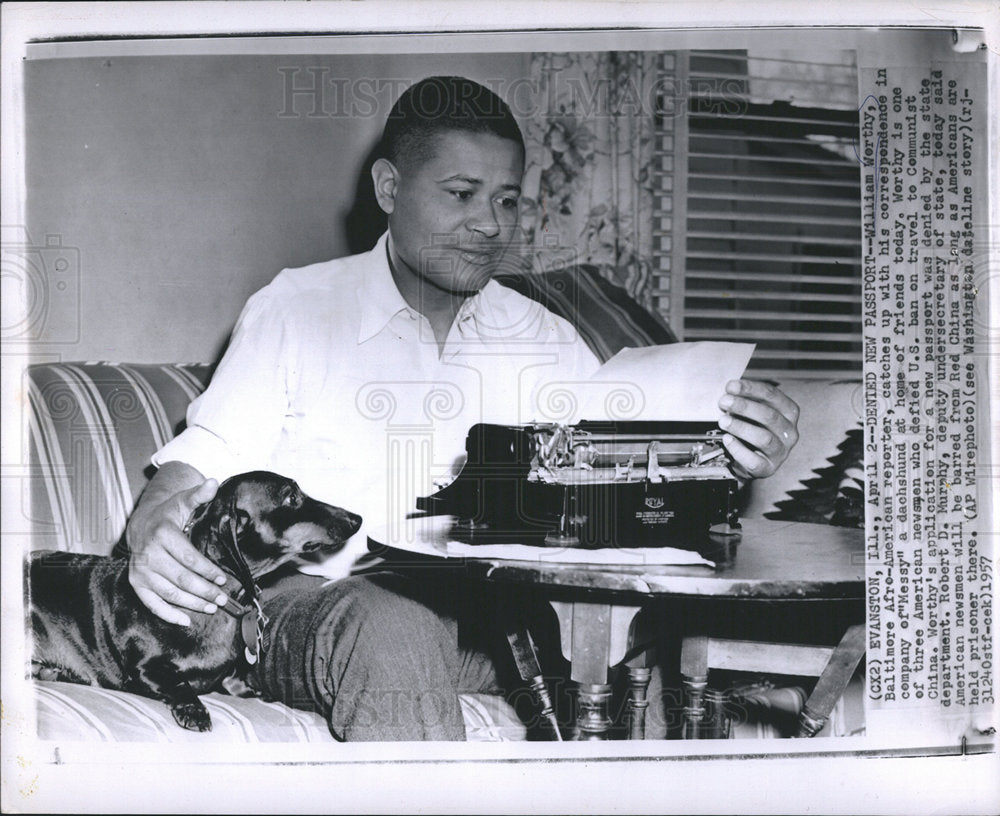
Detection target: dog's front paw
<box><xmin>221</xmin><ymin>674</ymin><xmax>257</xmax><ymax>698</ymax></box>
<box><xmin>171</xmin><ymin>700</ymin><xmax>212</xmax><ymax>732</ymax></box>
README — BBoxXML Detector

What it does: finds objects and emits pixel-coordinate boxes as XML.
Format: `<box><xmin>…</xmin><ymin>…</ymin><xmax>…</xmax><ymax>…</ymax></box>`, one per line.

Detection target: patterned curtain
<box><xmin>518</xmin><ymin>51</ymin><xmax>659</xmax><ymax>309</ymax></box>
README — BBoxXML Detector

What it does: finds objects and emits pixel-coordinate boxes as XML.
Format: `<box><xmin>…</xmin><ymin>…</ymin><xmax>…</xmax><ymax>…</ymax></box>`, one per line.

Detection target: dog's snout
<box><xmin>303</xmin><ymin>497</ymin><xmax>362</xmax><ymax>539</ymax></box>
<box><xmin>345</xmin><ymin>511</ymin><xmax>362</xmax><ymax>535</ymax></box>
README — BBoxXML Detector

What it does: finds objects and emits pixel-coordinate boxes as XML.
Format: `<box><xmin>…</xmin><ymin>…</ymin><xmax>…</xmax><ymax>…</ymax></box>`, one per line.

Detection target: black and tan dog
<box><xmin>28</xmin><ymin>471</ymin><xmax>362</xmax><ymax>731</ymax></box>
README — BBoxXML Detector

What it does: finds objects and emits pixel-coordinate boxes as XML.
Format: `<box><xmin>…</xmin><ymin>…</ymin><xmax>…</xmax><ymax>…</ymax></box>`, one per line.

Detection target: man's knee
<box><xmin>261</xmin><ymin>572</ymin><xmax>465</xmax><ymax>740</ymax></box>
<box><xmin>262</xmin><ymin>572</ymin><xmax>457</xmax><ymax>690</ymax></box>
<box><xmin>322</xmin><ymin>572</ymin><xmax>455</xmax><ymax>645</ymax></box>
<box><xmin>332</xmin><ymin>574</ymin><xmax>457</xmax><ymax>665</ymax></box>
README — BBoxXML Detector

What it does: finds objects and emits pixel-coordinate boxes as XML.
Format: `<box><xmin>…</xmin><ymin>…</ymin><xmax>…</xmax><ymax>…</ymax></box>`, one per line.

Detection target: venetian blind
<box><xmin>654</xmin><ymin>50</ymin><xmax>863</xmax><ymax>380</ymax></box>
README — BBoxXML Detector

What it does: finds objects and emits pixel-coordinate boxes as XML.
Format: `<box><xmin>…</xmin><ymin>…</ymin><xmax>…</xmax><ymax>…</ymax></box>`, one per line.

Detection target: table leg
<box><xmin>549</xmin><ymin>600</ymin><xmax>643</xmax><ymax>740</ymax></box>
<box><xmin>575</xmin><ymin>683</ymin><xmax>613</xmax><ymax>740</ymax></box>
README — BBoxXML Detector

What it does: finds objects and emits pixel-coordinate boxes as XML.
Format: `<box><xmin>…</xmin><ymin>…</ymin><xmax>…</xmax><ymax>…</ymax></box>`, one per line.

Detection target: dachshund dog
<box><xmin>28</xmin><ymin>471</ymin><xmax>362</xmax><ymax>731</ymax></box>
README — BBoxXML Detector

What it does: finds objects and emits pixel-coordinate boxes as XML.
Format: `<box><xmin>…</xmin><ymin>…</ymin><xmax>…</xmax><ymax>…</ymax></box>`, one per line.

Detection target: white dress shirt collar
<box><xmin>356</xmin><ymin>231</ymin><xmax>507</xmax><ymax>347</ymax></box>
<box><xmin>356</xmin><ymin>232</ymin><xmax>413</xmax><ymax>344</ymax></box>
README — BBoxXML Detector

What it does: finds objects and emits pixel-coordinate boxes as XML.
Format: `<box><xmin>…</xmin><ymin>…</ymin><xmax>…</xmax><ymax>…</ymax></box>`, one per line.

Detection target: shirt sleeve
<box><xmin>514</xmin><ymin>308</ymin><xmax>603</xmax><ymax>424</ymax></box>
<box><xmin>544</xmin><ymin>306</ymin><xmax>602</xmax><ymax>379</ymax></box>
<box><xmin>152</xmin><ymin>286</ymin><xmax>295</xmax><ymax>481</ymax></box>
<box><xmin>565</xmin><ymin>324</ymin><xmax>602</xmax><ymax>380</ymax></box>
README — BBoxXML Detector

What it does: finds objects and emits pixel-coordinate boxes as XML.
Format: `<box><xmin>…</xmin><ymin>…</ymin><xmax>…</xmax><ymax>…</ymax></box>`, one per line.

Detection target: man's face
<box><xmin>384</xmin><ymin>129</ymin><xmax>524</xmax><ymax>296</ymax></box>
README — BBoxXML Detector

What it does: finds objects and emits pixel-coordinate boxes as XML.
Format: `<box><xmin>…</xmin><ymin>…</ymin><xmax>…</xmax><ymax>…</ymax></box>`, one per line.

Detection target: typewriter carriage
<box><xmin>417</xmin><ymin>422</ymin><xmax>742</xmax><ymax>562</ymax></box>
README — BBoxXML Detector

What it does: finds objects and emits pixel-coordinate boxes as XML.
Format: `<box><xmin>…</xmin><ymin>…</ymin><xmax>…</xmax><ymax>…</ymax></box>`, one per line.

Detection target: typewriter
<box><xmin>417</xmin><ymin>422</ymin><xmax>742</xmax><ymax>563</ymax></box>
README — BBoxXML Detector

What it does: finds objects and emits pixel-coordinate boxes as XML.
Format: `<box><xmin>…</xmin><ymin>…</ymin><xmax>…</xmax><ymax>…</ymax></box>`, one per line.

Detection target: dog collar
<box><xmin>181</xmin><ymin>509</ymin><xmax>258</xmax><ymax>601</ymax></box>
<box><xmin>184</xmin><ymin>511</ymin><xmax>270</xmax><ymax>665</ymax></box>
<box><xmin>240</xmin><ymin>597</ymin><xmax>269</xmax><ymax>666</ymax></box>
<box><xmin>220</xmin><ymin>595</ymin><xmax>246</xmax><ymax>618</ymax></box>
<box><xmin>218</xmin><ymin>574</ymin><xmax>250</xmax><ymax>617</ymax></box>
<box><xmin>216</xmin><ymin>575</ymin><xmax>269</xmax><ymax>665</ymax></box>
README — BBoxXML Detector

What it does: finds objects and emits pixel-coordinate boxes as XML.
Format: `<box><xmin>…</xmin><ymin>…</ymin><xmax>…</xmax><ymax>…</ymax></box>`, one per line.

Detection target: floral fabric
<box><xmin>519</xmin><ymin>52</ymin><xmax>660</xmax><ymax>310</ymax></box>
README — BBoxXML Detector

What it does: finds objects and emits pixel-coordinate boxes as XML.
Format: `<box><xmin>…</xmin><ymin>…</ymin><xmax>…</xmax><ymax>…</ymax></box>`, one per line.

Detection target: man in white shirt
<box><xmin>150</xmin><ymin>228</ymin><xmax>602</xmax><ymax>546</ymax></box>
<box><xmin>126</xmin><ymin>76</ymin><xmax>800</xmax><ymax>740</ymax></box>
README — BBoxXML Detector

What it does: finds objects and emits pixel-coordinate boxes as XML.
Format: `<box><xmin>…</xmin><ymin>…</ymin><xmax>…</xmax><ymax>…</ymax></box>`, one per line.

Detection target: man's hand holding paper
<box><xmin>717</xmin><ymin>378</ymin><xmax>800</xmax><ymax>480</ymax></box>
<box><xmin>575</xmin><ymin>341</ymin><xmax>800</xmax><ymax>481</ymax></box>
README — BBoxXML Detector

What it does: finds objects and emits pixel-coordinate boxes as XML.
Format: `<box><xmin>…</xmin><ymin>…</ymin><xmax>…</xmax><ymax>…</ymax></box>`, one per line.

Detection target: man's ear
<box><xmin>371</xmin><ymin>157</ymin><xmax>400</xmax><ymax>215</ymax></box>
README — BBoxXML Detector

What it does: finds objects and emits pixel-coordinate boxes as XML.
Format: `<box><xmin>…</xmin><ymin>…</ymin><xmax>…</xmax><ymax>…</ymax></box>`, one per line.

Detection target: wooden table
<box><xmin>370</xmin><ymin>516</ymin><xmax>864</xmax><ymax>739</ymax></box>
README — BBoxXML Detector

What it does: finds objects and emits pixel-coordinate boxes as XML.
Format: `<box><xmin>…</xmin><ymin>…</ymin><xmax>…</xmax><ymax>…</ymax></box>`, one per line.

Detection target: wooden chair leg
<box><xmin>794</xmin><ymin>624</ymin><xmax>866</xmax><ymax>738</ymax></box>
<box><xmin>622</xmin><ymin>607</ymin><xmax>657</xmax><ymax>740</ymax></box>
<box><xmin>703</xmin><ymin>687</ymin><xmax>730</xmax><ymax>739</ymax></box>
<box><xmin>626</xmin><ymin>666</ymin><xmax>653</xmax><ymax>740</ymax></box>
<box><xmin>504</xmin><ymin>621</ymin><xmax>563</xmax><ymax>741</ymax></box>
<box><xmin>680</xmin><ymin>636</ymin><xmax>709</xmax><ymax>739</ymax></box>
<box><xmin>527</xmin><ymin>674</ymin><xmax>562</xmax><ymax>741</ymax></box>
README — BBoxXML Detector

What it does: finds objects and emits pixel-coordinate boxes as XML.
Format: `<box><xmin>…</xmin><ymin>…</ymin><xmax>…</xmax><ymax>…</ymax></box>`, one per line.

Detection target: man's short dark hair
<box><xmin>379</xmin><ymin>76</ymin><xmax>524</xmax><ymax>170</ymax></box>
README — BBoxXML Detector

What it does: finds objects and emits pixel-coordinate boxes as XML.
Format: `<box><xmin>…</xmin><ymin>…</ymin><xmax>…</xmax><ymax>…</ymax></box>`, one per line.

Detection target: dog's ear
<box><xmin>187</xmin><ymin>493</ymin><xmax>245</xmax><ymax>543</ymax></box>
<box><xmin>191</xmin><ymin>497</ymin><xmax>251</xmax><ymax>562</ymax></box>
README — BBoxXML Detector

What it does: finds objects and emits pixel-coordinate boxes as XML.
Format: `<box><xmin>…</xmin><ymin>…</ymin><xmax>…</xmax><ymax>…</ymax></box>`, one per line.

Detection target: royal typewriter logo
<box><xmin>644</xmin><ymin>497</ymin><xmax>665</xmax><ymax>509</ymax></box>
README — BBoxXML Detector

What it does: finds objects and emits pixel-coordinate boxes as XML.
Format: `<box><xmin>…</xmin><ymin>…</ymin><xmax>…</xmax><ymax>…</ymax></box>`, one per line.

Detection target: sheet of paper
<box><xmin>443</xmin><ymin>540</ymin><xmax>714</xmax><ymax>567</ymax></box>
<box><xmin>574</xmin><ymin>341</ymin><xmax>755</xmax><ymax>423</ymax></box>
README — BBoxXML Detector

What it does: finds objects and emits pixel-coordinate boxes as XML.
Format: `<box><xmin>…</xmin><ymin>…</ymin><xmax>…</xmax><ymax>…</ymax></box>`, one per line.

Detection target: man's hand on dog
<box><xmin>718</xmin><ymin>379</ymin><xmax>800</xmax><ymax>481</ymax></box>
<box><xmin>127</xmin><ymin>474</ymin><xmax>229</xmax><ymax>626</ymax></box>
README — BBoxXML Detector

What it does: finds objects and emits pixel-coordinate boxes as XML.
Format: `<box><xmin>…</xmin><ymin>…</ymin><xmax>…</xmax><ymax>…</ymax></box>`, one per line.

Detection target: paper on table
<box><xmin>443</xmin><ymin>540</ymin><xmax>714</xmax><ymax>567</ymax></box>
<box><xmin>573</xmin><ymin>341</ymin><xmax>755</xmax><ymax>423</ymax></box>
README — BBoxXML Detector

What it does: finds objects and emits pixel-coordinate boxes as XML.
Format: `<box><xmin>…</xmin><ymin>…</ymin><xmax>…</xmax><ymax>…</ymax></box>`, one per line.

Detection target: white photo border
<box><xmin>2</xmin><ymin>2</ymin><xmax>998</xmax><ymax>814</ymax></box>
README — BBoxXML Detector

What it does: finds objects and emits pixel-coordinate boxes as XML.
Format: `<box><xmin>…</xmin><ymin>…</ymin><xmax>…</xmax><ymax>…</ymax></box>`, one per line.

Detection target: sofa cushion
<box><xmin>763</xmin><ymin>426</ymin><xmax>864</xmax><ymax>528</ymax></box>
<box><xmin>27</xmin><ymin>362</ymin><xmax>212</xmax><ymax>554</ymax></box>
<box><xmin>32</xmin><ymin>681</ymin><xmax>526</xmax><ymax>743</ymax></box>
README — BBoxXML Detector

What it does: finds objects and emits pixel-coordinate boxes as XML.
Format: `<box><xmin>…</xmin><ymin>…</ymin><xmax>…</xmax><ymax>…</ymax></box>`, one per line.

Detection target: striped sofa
<box><xmin>22</xmin><ymin>268</ymin><xmax>865</xmax><ymax>743</ymax></box>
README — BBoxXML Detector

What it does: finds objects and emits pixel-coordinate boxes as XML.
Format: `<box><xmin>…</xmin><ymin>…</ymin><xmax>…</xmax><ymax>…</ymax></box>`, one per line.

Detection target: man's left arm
<box><xmin>718</xmin><ymin>379</ymin><xmax>800</xmax><ymax>480</ymax></box>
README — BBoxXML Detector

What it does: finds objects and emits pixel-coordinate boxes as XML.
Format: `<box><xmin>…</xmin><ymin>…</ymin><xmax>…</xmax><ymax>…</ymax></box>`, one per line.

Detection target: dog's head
<box><xmin>187</xmin><ymin>471</ymin><xmax>362</xmax><ymax>580</ymax></box>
